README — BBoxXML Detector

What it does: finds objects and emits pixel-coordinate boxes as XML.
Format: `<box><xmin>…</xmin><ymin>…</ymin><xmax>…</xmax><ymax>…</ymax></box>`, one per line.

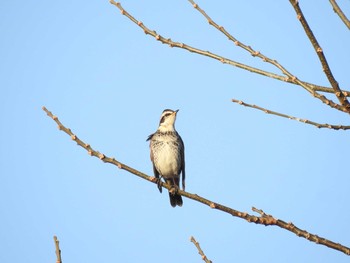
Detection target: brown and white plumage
<box><xmin>147</xmin><ymin>109</ymin><xmax>185</xmax><ymax>207</ymax></box>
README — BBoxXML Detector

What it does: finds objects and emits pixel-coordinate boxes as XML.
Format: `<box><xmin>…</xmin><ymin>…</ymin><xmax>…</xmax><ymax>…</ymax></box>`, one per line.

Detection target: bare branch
<box><xmin>110</xmin><ymin>1</ymin><xmax>349</xmax><ymax>114</ymax></box>
<box><xmin>43</xmin><ymin>106</ymin><xmax>350</xmax><ymax>255</ymax></box>
<box><xmin>53</xmin><ymin>236</ymin><xmax>62</xmax><ymax>263</ymax></box>
<box><xmin>329</xmin><ymin>0</ymin><xmax>350</xmax><ymax>30</ymax></box>
<box><xmin>232</xmin><ymin>98</ymin><xmax>350</xmax><ymax>130</ymax></box>
<box><xmin>188</xmin><ymin>0</ymin><xmax>313</xmax><ymax>91</ymax></box>
<box><xmin>190</xmin><ymin>236</ymin><xmax>212</xmax><ymax>263</ymax></box>
<box><xmin>314</xmin><ymin>85</ymin><xmax>350</xmax><ymax>97</ymax></box>
<box><xmin>186</xmin><ymin>0</ymin><xmax>350</xmax><ymax>113</ymax></box>
<box><xmin>108</xmin><ymin>1</ymin><xmax>287</xmax><ymax>84</ymax></box>
<box><xmin>252</xmin><ymin>207</ymin><xmax>271</xmax><ymax>217</ymax></box>
<box><xmin>289</xmin><ymin>0</ymin><xmax>350</xmax><ymax>112</ymax></box>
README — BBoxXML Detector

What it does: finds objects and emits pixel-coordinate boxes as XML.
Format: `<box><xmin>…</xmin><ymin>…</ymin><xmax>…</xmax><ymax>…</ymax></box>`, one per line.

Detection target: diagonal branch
<box><xmin>329</xmin><ymin>0</ymin><xmax>350</xmax><ymax>30</ymax></box>
<box><xmin>188</xmin><ymin>0</ymin><xmax>314</xmax><ymax>93</ymax></box>
<box><xmin>232</xmin><ymin>98</ymin><xmax>350</xmax><ymax>130</ymax></box>
<box><xmin>107</xmin><ymin>1</ymin><xmax>286</xmax><ymax>86</ymax></box>
<box><xmin>187</xmin><ymin>0</ymin><xmax>350</xmax><ymax>113</ymax></box>
<box><xmin>43</xmin><ymin>106</ymin><xmax>350</xmax><ymax>256</ymax></box>
<box><xmin>109</xmin><ymin>0</ymin><xmax>348</xmax><ymax>113</ymax></box>
<box><xmin>315</xmin><ymin>85</ymin><xmax>350</xmax><ymax>96</ymax></box>
<box><xmin>289</xmin><ymin>0</ymin><xmax>350</xmax><ymax>112</ymax></box>
<box><xmin>190</xmin><ymin>236</ymin><xmax>212</xmax><ymax>263</ymax></box>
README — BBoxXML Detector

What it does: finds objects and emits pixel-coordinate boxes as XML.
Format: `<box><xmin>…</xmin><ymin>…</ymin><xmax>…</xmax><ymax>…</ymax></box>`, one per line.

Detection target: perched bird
<box><xmin>147</xmin><ymin>109</ymin><xmax>185</xmax><ymax>207</ymax></box>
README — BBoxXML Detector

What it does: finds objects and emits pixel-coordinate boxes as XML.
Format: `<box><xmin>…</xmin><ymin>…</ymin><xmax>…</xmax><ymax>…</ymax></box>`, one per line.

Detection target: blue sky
<box><xmin>1</xmin><ymin>1</ymin><xmax>350</xmax><ymax>262</ymax></box>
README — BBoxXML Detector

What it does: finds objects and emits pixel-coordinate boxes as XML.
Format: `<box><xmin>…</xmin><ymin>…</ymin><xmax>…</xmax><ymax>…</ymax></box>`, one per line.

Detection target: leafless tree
<box><xmin>48</xmin><ymin>0</ymin><xmax>350</xmax><ymax>261</ymax></box>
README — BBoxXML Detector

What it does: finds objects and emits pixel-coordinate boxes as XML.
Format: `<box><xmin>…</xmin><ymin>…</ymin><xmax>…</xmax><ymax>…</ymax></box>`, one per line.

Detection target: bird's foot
<box><xmin>169</xmin><ymin>185</ymin><xmax>179</xmax><ymax>196</ymax></box>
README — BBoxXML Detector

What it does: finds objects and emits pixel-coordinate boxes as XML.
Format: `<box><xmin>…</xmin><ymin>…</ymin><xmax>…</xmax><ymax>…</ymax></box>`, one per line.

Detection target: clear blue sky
<box><xmin>1</xmin><ymin>1</ymin><xmax>349</xmax><ymax>262</ymax></box>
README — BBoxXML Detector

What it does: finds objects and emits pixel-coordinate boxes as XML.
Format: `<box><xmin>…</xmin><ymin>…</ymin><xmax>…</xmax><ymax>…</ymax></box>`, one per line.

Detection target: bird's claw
<box><xmin>169</xmin><ymin>185</ymin><xmax>179</xmax><ymax>196</ymax></box>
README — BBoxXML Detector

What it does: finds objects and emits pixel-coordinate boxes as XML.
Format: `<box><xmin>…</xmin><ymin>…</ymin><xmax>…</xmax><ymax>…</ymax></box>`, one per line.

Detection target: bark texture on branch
<box><xmin>43</xmin><ymin>106</ymin><xmax>350</xmax><ymax>256</ymax></box>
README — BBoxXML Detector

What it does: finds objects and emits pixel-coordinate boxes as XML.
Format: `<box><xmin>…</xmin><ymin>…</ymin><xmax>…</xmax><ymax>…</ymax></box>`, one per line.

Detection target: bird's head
<box><xmin>158</xmin><ymin>109</ymin><xmax>179</xmax><ymax>132</ymax></box>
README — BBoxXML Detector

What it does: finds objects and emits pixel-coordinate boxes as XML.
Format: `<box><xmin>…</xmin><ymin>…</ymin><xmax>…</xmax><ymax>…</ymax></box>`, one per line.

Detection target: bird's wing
<box><xmin>179</xmin><ymin>135</ymin><xmax>185</xmax><ymax>191</ymax></box>
<box><xmin>146</xmin><ymin>133</ymin><xmax>154</xmax><ymax>141</ymax></box>
<box><xmin>151</xmin><ymin>147</ymin><xmax>159</xmax><ymax>179</ymax></box>
<box><xmin>148</xmin><ymin>134</ymin><xmax>160</xmax><ymax>179</ymax></box>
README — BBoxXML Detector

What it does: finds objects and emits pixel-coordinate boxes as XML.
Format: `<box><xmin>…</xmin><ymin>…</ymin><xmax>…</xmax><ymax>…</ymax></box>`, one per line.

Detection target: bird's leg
<box><xmin>169</xmin><ymin>178</ymin><xmax>179</xmax><ymax>195</ymax></box>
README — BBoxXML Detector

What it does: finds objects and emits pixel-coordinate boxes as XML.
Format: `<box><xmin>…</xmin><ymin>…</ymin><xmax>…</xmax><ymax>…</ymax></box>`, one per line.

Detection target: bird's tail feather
<box><xmin>169</xmin><ymin>192</ymin><xmax>183</xmax><ymax>207</ymax></box>
<box><xmin>166</xmin><ymin>178</ymin><xmax>183</xmax><ymax>207</ymax></box>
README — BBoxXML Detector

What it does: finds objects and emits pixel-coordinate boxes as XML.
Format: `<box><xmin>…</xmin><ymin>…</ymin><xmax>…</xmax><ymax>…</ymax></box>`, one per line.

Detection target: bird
<box><xmin>147</xmin><ymin>109</ymin><xmax>185</xmax><ymax>207</ymax></box>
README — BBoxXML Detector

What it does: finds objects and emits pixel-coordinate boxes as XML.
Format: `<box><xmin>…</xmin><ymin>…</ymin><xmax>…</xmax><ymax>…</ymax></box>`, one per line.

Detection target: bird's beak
<box><xmin>174</xmin><ymin>109</ymin><xmax>179</xmax><ymax>114</ymax></box>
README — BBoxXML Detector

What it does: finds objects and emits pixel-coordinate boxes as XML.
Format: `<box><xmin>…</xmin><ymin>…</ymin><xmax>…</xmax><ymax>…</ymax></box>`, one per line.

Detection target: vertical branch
<box><xmin>289</xmin><ymin>0</ymin><xmax>350</xmax><ymax>112</ymax></box>
<box><xmin>53</xmin><ymin>236</ymin><xmax>62</xmax><ymax>263</ymax></box>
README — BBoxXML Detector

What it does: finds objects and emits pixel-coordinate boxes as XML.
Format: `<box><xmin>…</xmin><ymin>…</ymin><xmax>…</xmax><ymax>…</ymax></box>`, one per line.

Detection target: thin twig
<box><xmin>187</xmin><ymin>0</ymin><xmax>349</xmax><ymax>113</ymax></box>
<box><xmin>53</xmin><ymin>236</ymin><xmax>62</xmax><ymax>263</ymax></box>
<box><xmin>43</xmin><ymin>106</ymin><xmax>350</xmax><ymax>255</ymax></box>
<box><xmin>188</xmin><ymin>0</ymin><xmax>315</xmax><ymax>93</ymax></box>
<box><xmin>107</xmin><ymin>2</ymin><xmax>285</xmax><ymax>86</ymax></box>
<box><xmin>109</xmin><ymin>0</ymin><xmax>349</xmax><ymax>113</ymax></box>
<box><xmin>190</xmin><ymin>236</ymin><xmax>212</xmax><ymax>263</ymax></box>
<box><xmin>329</xmin><ymin>0</ymin><xmax>350</xmax><ymax>30</ymax></box>
<box><xmin>232</xmin><ymin>99</ymin><xmax>350</xmax><ymax>130</ymax></box>
<box><xmin>289</xmin><ymin>0</ymin><xmax>350</xmax><ymax>112</ymax></box>
<box><xmin>314</xmin><ymin>85</ymin><xmax>350</xmax><ymax>97</ymax></box>
<box><xmin>252</xmin><ymin>207</ymin><xmax>274</xmax><ymax>219</ymax></box>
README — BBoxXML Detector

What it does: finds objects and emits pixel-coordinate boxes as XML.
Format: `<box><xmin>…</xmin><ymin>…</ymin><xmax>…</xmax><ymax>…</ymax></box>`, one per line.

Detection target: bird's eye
<box><xmin>160</xmin><ymin>113</ymin><xmax>171</xmax><ymax>124</ymax></box>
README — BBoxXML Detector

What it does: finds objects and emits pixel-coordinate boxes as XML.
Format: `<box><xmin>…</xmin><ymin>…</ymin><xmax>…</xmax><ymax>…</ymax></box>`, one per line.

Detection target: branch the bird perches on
<box><xmin>43</xmin><ymin>106</ymin><xmax>350</xmax><ymax>256</ymax></box>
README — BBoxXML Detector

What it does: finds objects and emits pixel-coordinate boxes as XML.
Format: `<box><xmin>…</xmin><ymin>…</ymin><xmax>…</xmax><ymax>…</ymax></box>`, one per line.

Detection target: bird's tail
<box><xmin>166</xmin><ymin>178</ymin><xmax>183</xmax><ymax>207</ymax></box>
<box><xmin>169</xmin><ymin>192</ymin><xmax>183</xmax><ymax>207</ymax></box>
